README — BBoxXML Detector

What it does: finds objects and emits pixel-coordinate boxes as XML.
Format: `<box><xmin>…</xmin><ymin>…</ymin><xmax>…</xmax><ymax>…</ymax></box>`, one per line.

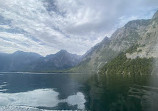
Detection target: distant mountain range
<box><xmin>0</xmin><ymin>50</ymin><xmax>81</xmax><ymax>72</ymax></box>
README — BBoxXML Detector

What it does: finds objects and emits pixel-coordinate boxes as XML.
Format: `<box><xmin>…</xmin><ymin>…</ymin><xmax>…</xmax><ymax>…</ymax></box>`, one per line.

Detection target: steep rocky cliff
<box><xmin>72</xmin><ymin>10</ymin><xmax>158</xmax><ymax>73</ymax></box>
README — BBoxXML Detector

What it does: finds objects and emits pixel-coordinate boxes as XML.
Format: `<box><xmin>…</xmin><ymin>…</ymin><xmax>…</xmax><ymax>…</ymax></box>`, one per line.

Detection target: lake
<box><xmin>0</xmin><ymin>73</ymin><xmax>158</xmax><ymax>111</ymax></box>
<box><xmin>0</xmin><ymin>73</ymin><xmax>91</xmax><ymax>111</ymax></box>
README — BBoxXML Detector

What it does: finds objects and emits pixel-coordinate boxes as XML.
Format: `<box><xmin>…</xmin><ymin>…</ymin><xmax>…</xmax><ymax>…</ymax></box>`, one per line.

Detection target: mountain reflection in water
<box><xmin>89</xmin><ymin>74</ymin><xmax>158</xmax><ymax>111</ymax></box>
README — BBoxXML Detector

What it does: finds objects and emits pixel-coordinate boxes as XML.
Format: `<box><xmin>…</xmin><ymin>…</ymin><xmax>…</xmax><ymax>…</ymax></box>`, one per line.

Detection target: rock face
<box><xmin>125</xmin><ymin>11</ymin><xmax>158</xmax><ymax>59</ymax></box>
<box><xmin>70</xmin><ymin>36</ymin><xmax>116</xmax><ymax>73</ymax></box>
<box><xmin>0</xmin><ymin>50</ymin><xmax>81</xmax><ymax>72</ymax></box>
<box><xmin>72</xmin><ymin>10</ymin><xmax>158</xmax><ymax>73</ymax></box>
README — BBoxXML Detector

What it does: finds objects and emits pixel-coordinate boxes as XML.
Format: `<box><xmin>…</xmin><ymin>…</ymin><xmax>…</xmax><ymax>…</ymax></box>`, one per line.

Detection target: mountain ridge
<box><xmin>0</xmin><ymin>50</ymin><xmax>81</xmax><ymax>72</ymax></box>
<box><xmin>71</xmin><ymin>10</ymin><xmax>158</xmax><ymax>73</ymax></box>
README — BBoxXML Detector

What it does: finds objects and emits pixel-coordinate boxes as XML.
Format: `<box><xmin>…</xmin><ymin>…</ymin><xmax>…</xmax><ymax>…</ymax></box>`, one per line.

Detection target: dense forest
<box><xmin>99</xmin><ymin>51</ymin><xmax>154</xmax><ymax>76</ymax></box>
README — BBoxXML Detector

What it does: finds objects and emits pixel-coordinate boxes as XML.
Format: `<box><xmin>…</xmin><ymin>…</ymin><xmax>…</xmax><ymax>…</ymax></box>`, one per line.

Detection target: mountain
<box><xmin>99</xmin><ymin>10</ymin><xmax>158</xmax><ymax>76</ymax></box>
<box><xmin>0</xmin><ymin>51</ymin><xmax>42</xmax><ymax>71</ymax></box>
<box><xmin>0</xmin><ymin>53</ymin><xmax>11</xmax><ymax>71</ymax></box>
<box><xmin>71</xmin><ymin>10</ymin><xmax>158</xmax><ymax>73</ymax></box>
<box><xmin>70</xmin><ymin>36</ymin><xmax>115</xmax><ymax>73</ymax></box>
<box><xmin>31</xmin><ymin>50</ymin><xmax>81</xmax><ymax>72</ymax></box>
<box><xmin>0</xmin><ymin>50</ymin><xmax>81</xmax><ymax>72</ymax></box>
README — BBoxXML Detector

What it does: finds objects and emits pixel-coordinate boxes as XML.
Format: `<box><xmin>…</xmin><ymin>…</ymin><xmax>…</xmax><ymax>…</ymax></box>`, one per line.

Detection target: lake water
<box><xmin>0</xmin><ymin>73</ymin><xmax>91</xmax><ymax>111</ymax></box>
<box><xmin>0</xmin><ymin>73</ymin><xmax>158</xmax><ymax>111</ymax></box>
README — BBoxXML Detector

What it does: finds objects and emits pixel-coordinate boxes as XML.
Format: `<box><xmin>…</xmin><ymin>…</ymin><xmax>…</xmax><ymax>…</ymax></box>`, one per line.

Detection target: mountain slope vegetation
<box><xmin>99</xmin><ymin>50</ymin><xmax>154</xmax><ymax>76</ymax></box>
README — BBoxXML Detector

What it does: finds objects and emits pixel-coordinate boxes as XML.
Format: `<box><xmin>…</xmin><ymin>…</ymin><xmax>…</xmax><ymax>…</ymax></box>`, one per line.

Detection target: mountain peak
<box><xmin>13</xmin><ymin>51</ymin><xmax>25</xmax><ymax>55</ymax></box>
<box><xmin>12</xmin><ymin>50</ymin><xmax>42</xmax><ymax>57</ymax></box>
<box><xmin>102</xmin><ymin>36</ymin><xmax>109</xmax><ymax>41</ymax></box>
<box><xmin>14</xmin><ymin>50</ymin><xmax>24</xmax><ymax>53</ymax></box>
<box><xmin>152</xmin><ymin>10</ymin><xmax>158</xmax><ymax>19</ymax></box>
<box><xmin>100</xmin><ymin>36</ymin><xmax>110</xmax><ymax>44</ymax></box>
<box><xmin>58</xmin><ymin>49</ymin><xmax>68</xmax><ymax>53</ymax></box>
<box><xmin>56</xmin><ymin>50</ymin><xmax>69</xmax><ymax>55</ymax></box>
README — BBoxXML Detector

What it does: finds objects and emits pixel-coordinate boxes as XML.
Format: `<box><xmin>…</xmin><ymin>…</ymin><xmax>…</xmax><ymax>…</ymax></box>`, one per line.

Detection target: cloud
<box><xmin>0</xmin><ymin>0</ymin><xmax>157</xmax><ymax>55</ymax></box>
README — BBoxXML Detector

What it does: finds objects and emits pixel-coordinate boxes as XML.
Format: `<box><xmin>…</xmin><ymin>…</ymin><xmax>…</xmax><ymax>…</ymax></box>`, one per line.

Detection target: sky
<box><xmin>0</xmin><ymin>0</ymin><xmax>158</xmax><ymax>56</ymax></box>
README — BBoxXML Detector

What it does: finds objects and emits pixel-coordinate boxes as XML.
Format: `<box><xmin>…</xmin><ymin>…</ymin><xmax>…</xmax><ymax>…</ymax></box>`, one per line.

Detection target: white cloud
<box><xmin>0</xmin><ymin>25</ymin><xmax>11</xmax><ymax>29</ymax></box>
<box><xmin>0</xmin><ymin>0</ymin><xmax>157</xmax><ymax>55</ymax></box>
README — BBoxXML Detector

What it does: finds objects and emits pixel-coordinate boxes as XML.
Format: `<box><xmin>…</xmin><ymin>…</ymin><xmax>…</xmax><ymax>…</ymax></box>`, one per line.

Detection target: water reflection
<box><xmin>66</xmin><ymin>92</ymin><xmax>86</xmax><ymax>109</ymax></box>
<box><xmin>0</xmin><ymin>73</ymin><xmax>90</xmax><ymax>110</ymax></box>
<box><xmin>0</xmin><ymin>88</ymin><xmax>86</xmax><ymax>109</ymax></box>
<box><xmin>128</xmin><ymin>85</ymin><xmax>158</xmax><ymax>111</ymax></box>
<box><xmin>88</xmin><ymin>74</ymin><xmax>158</xmax><ymax>111</ymax></box>
<box><xmin>1</xmin><ymin>72</ymin><xmax>158</xmax><ymax>111</ymax></box>
<box><xmin>0</xmin><ymin>81</ymin><xmax>8</xmax><ymax>92</ymax></box>
<box><xmin>0</xmin><ymin>89</ymin><xmax>59</xmax><ymax>107</ymax></box>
